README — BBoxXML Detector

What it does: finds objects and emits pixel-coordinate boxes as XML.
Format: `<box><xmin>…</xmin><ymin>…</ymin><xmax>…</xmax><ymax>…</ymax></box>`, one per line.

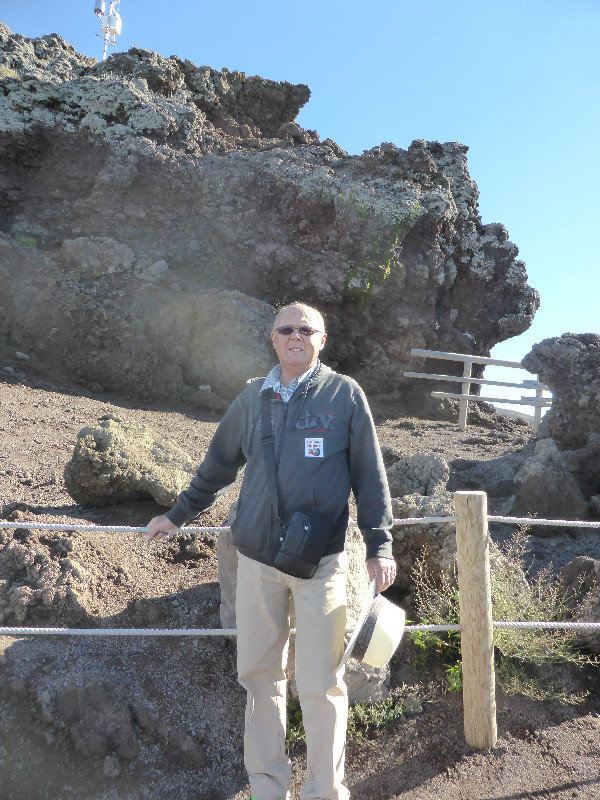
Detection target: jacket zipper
<box><xmin>270</xmin><ymin>379</ymin><xmax>314</xmax><ymax>560</ymax></box>
<box><xmin>270</xmin><ymin>395</ymin><xmax>287</xmax><ymax>561</ymax></box>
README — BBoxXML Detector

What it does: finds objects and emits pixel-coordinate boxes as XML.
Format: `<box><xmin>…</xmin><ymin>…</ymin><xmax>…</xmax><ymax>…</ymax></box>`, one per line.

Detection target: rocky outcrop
<box><xmin>523</xmin><ymin>334</ymin><xmax>600</xmax><ymax>451</ymax></box>
<box><xmin>0</xmin><ymin>25</ymin><xmax>539</xmax><ymax>401</ymax></box>
<box><xmin>0</xmin><ymin>236</ymin><xmax>274</xmax><ymax>403</ymax></box>
<box><xmin>63</xmin><ymin>414</ymin><xmax>197</xmax><ymax>506</ymax></box>
<box><xmin>522</xmin><ymin>333</ymin><xmax>600</xmax><ymax>515</ymax></box>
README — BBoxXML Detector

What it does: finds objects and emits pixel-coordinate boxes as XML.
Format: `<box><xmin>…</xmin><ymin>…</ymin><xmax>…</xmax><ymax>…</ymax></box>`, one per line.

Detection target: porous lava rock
<box><xmin>523</xmin><ymin>333</ymin><xmax>600</xmax><ymax>451</ymax></box>
<box><xmin>63</xmin><ymin>413</ymin><xmax>197</xmax><ymax>507</ymax></box>
<box><xmin>0</xmin><ymin>526</ymin><xmax>90</xmax><ymax>625</ymax></box>
<box><xmin>565</xmin><ymin>435</ymin><xmax>600</xmax><ymax>503</ymax></box>
<box><xmin>391</xmin><ymin>489</ymin><xmax>455</xmax><ymax>591</ymax></box>
<box><xmin>448</xmin><ymin>451</ymin><xmax>529</xmax><ymax>500</ymax></box>
<box><xmin>387</xmin><ymin>452</ymin><xmax>449</xmax><ymax>498</ymax></box>
<box><xmin>0</xmin><ymin>25</ymin><xmax>539</xmax><ymax>402</ymax></box>
<box><xmin>53</xmin><ymin>681</ymin><xmax>140</xmax><ymax>762</ymax></box>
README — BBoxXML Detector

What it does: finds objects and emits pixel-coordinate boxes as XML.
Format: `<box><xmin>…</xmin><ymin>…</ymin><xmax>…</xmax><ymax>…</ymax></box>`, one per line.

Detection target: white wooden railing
<box><xmin>405</xmin><ymin>348</ymin><xmax>552</xmax><ymax>430</ymax></box>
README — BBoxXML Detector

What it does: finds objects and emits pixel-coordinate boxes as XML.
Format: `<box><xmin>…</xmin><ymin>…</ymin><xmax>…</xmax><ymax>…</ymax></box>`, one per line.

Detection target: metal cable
<box><xmin>488</xmin><ymin>515</ymin><xmax>600</xmax><ymax>528</ymax></box>
<box><xmin>0</xmin><ymin>519</ymin><xmax>458</xmax><ymax>532</ymax></box>
<box><xmin>2</xmin><ymin>621</ymin><xmax>599</xmax><ymax>638</ymax></box>
<box><xmin>0</xmin><ymin>522</ymin><xmax>230</xmax><ymax>534</ymax></box>
<box><xmin>2</xmin><ymin>516</ymin><xmax>599</xmax><ymax>638</ymax></box>
<box><xmin>3</xmin><ymin>515</ymin><xmax>599</xmax><ymax>533</ymax></box>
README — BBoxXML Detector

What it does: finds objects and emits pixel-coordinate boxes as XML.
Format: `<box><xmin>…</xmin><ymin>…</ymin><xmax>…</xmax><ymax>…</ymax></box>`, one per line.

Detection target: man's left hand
<box><xmin>366</xmin><ymin>557</ymin><xmax>397</xmax><ymax>594</ymax></box>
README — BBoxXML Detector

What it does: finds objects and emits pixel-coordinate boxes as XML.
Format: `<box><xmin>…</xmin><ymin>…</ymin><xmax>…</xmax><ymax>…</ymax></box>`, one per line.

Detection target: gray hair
<box><xmin>273</xmin><ymin>303</ymin><xmax>326</xmax><ymax>332</ymax></box>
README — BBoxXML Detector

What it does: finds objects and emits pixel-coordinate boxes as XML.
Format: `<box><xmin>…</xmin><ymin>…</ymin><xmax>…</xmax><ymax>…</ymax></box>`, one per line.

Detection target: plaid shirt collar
<box><xmin>260</xmin><ymin>360</ymin><xmax>320</xmax><ymax>403</ymax></box>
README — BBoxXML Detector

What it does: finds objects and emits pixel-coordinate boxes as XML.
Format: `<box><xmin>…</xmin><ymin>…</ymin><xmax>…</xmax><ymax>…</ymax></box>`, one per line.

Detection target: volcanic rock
<box><xmin>387</xmin><ymin>452</ymin><xmax>449</xmax><ymax>497</ymax></box>
<box><xmin>511</xmin><ymin>438</ymin><xmax>588</xmax><ymax>525</ymax></box>
<box><xmin>523</xmin><ymin>333</ymin><xmax>600</xmax><ymax>451</ymax></box>
<box><xmin>559</xmin><ymin>556</ymin><xmax>600</xmax><ymax>652</ymax></box>
<box><xmin>53</xmin><ymin>681</ymin><xmax>139</xmax><ymax>761</ymax></box>
<box><xmin>391</xmin><ymin>490</ymin><xmax>455</xmax><ymax>590</ymax></box>
<box><xmin>0</xmin><ymin>25</ymin><xmax>539</xmax><ymax>402</ymax></box>
<box><xmin>0</xmin><ymin>527</ymin><xmax>90</xmax><ymax>625</ymax></box>
<box><xmin>63</xmin><ymin>414</ymin><xmax>197</xmax><ymax>507</ymax></box>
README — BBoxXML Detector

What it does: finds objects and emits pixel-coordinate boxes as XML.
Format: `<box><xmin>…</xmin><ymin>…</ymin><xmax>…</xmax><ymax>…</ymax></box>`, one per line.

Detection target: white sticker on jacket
<box><xmin>305</xmin><ymin>437</ymin><xmax>324</xmax><ymax>457</ymax></box>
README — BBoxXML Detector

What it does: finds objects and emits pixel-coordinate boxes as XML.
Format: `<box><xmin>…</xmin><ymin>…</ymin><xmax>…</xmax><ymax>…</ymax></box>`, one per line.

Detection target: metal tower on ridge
<box><xmin>93</xmin><ymin>0</ymin><xmax>123</xmax><ymax>61</ymax></box>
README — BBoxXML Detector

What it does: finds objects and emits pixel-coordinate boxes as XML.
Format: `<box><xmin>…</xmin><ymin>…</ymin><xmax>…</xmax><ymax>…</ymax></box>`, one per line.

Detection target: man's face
<box><xmin>271</xmin><ymin>307</ymin><xmax>327</xmax><ymax>379</ymax></box>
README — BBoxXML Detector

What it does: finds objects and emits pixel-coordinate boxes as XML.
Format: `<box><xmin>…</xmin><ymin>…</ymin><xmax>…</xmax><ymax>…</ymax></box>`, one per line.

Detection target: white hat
<box><xmin>338</xmin><ymin>581</ymin><xmax>406</xmax><ymax>671</ymax></box>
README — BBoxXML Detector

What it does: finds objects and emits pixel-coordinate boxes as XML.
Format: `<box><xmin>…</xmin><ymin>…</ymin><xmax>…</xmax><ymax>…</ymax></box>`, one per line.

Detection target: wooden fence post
<box><xmin>454</xmin><ymin>490</ymin><xmax>497</xmax><ymax>749</ymax></box>
<box><xmin>458</xmin><ymin>358</ymin><xmax>473</xmax><ymax>430</ymax></box>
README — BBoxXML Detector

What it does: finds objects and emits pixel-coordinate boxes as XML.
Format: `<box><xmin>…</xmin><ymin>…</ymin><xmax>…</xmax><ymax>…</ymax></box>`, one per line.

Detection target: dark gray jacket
<box><xmin>166</xmin><ymin>362</ymin><xmax>393</xmax><ymax>564</ymax></box>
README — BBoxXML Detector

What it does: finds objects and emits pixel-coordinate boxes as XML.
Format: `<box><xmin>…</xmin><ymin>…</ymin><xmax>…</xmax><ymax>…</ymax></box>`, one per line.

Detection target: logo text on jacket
<box><xmin>294</xmin><ymin>411</ymin><xmax>335</xmax><ymax>432</ymax></box>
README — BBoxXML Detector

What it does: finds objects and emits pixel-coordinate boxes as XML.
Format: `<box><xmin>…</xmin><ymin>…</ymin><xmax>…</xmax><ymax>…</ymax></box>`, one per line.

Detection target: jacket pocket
<box><xmin>230</xmin><ymin>497</ymin><xmax>273</xmax><ymax>560</ymax></box>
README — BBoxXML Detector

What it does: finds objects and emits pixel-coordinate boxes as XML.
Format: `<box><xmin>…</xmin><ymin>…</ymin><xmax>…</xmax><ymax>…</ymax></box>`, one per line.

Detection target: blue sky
<box><xmin>4</xmin><ymin>1</ymin><xmax>599</xmax><ymax>407</ymax></box>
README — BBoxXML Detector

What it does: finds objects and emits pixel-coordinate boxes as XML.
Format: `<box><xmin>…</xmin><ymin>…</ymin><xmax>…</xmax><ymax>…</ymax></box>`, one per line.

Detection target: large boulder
<box><xmin>523</xmin><ymin>333</ymin><xmax>600</xmax><ymax>451</ymax></box>
<box><xmin>0</xmin><ymin>26</ymin><xmax>539</xmax><ymax>402</ymax></box>
<box><xmin>449</xmin><ymin>451</ymin><xmax>529</xmax><ymax>501</ymax></box>
<box><xmin>63</xmin><ymin>414</ymin><xmax>197</xmax><ymax>507</ymax></box>
<box><xmin>387</xmin><ymin>451</ymin><xmax>455</xmax><ymax>589</ymax></box>
<box><xmin>512</xmin><ymin>438</ymin><xmax>588</xmax><ymax>524</ymax></box>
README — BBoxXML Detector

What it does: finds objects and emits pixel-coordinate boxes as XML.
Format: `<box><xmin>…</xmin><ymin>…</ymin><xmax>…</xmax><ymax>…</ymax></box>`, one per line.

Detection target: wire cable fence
<box><xmin>2</xmin><ymin>492</ymin><xmax>599</xmax><ymax>749</ymax></box>
<box><xmin>1</xmin><ymin>510</ymin><xmax>599</xmax><ymax>639</ymax></box>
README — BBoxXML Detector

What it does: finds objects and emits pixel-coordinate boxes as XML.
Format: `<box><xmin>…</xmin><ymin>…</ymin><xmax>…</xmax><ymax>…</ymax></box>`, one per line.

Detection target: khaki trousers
<box><xmin>236</xmin><ymin>551</ymin><xmax>350</xmax><ymax>800</ymax></box>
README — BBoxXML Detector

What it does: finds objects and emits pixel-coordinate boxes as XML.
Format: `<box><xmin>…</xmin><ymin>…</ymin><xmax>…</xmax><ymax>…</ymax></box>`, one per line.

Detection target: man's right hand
<box><xmin>145</xmin><ymin>515</ymin><xmax>178</xmax><ymax>541</ymax></box>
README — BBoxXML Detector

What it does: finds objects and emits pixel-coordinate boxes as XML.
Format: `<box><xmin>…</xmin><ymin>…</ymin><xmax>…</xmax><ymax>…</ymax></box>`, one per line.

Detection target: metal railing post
<box><xmin>454</xmin><ymin>490</ymin><xmax>497</xmax><ymax>749</ymax></box>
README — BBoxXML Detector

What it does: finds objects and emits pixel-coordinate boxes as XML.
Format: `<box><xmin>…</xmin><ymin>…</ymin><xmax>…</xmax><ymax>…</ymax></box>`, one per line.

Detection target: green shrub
<box><xmin>489</xmin><ymin>528</ymin><xmax>586</xmax><ymax>666</ymax></box>
<box><xmin>15</xmin><ymin>233</ymin><xmax>37</xmax><ymax>248</ymax></box>
<box><xmin>410</xmin><ymin>530</ymin><xmax>597</xmax><ymax>698</ymax></box>
<box><xmin>346</xmin><ymin>691</ymin><xmax>405</xmax><ymax>742</ymax></box>
<box><xmin>286</xmin><ymin>687</ymin><xmax>411</xmax><ymax>748</ymax></box>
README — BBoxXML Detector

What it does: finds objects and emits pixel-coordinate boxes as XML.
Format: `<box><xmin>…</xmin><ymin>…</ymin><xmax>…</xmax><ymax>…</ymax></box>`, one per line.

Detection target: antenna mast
<box><xmin>93</xmin><ymin>0</ymin><xmax>123</xmax><ymax>61</ymax></box>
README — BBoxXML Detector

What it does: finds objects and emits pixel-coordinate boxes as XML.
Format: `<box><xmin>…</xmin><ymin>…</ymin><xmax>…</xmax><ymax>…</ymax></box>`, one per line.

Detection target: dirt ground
<box><xmin>1</xmin><ymin>346</ymin><xmax>599</xmax><ymax>800</ymax></box>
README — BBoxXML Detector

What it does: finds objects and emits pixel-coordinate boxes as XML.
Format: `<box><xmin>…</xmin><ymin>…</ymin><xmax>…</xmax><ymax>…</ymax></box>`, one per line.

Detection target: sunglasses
<box><xmin>274</xmin><ymin>326</ymin><xmax>323</xmax><ymax>337</ymax></box>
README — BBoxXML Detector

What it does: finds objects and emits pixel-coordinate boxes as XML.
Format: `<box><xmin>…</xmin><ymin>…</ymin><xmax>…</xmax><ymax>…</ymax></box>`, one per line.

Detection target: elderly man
<box><xmin>146</xmin><ymin>302</ymin><xmax>395</xmax><ymax>800</ymax></box>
